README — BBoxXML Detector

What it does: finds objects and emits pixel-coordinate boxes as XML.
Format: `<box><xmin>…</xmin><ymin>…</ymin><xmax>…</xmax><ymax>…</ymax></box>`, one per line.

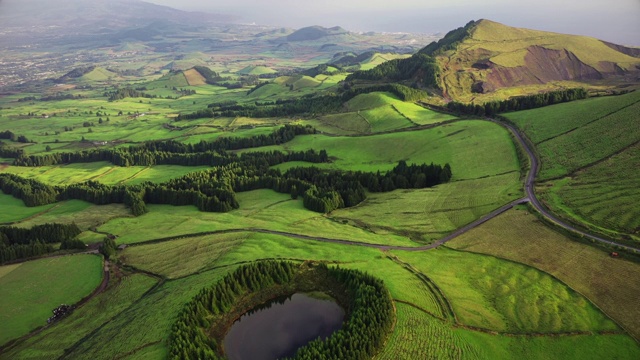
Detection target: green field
<box><xmin>1</xmin><ymin>163</ymin><xmax>212</xmax><ymax>186</ymax></box>
<box><xmin>449</xmin><ymin>208</ymin><xmax>640</xmax><ymax>340</ymax></box>
<box><xmin>0</xmin><ymin>193</ymin><xmax>55</xmax><ymax>224</ymax></box>
<box><xmin>265</xmin><ymin>120</ymin><xmax>519</xmax><ymax>177</ymax></box>
<box><xmin>98</xmin><ymin>190</ymin><xmax>417</xmax><ymax>246</ymax></box>
<box><xmin>0</xmin><ymin>255</ymin><xmax>103</xmax><ymax>346</ymax></box>
<box><xmin>333</xmin><ymin>172</ymin><xmax>521</xmax><ymax>243</ymax></box>
<box><xmin>506</xmin><ymin>91</ymin><xmax>640</xmax><ymax>240</ymax></box>
<box><xmin>1</xmin><ymin>22</ymin><xmax>639</xmax><ymax>359</ymax></box>
<box><xmin>56</xmin><ymin>266</ymin><xmax>232</xmax><ymax>359</ymax></box>
<box><xmin>378</xmin><ymin>303</ymin><xmax>638</xmax><ymax>360</ymax></box>
<box><xmin>506</xmin><ymin>91</ymin><xmax>640</xmax><ymax>180</ymax></box>
<box><xmin>12</xmin><ymin>201</ymin><xmax>130</xmax><ymax>231</ymax></box>
<box><xmin>392</xmin><ymin>247</ymin><xmax>616</xmax><ymax>333</ymax></box>
<box><xmin>120</xmin><ymin>232</ymin><xmax>248</xmax><ymax>279</ymax></box>
<box><xmin>1</xmin><ymin>273</ymin><xmax>158</xmax><ymax>359</ymax></box>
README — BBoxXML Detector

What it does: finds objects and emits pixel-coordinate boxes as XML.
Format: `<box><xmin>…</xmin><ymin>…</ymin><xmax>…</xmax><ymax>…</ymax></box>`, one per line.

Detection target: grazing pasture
<box><xmin>449</xmin><ymin>208</ymin><xmax>640</xmax><ymax>340</ymax></box>
<box><xmin>0</xmin><ymin>255</ymin><xmax>103</xmax><ymax>346</ymax></box>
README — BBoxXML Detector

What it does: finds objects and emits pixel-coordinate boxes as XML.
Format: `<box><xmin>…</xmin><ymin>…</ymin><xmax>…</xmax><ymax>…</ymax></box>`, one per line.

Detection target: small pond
<box><xmin>223</xmin><ymin>293</ymin><xmax>345</xmax><ymax>360</ymax></box>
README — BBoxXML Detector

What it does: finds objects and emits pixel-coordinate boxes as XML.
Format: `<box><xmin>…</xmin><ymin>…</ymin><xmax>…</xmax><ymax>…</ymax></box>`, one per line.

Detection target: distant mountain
<box><xmin>278</xmin><ymin>26</ymin><xmax>350</xmax><ymax>42</ymax></box>
<box><xmin>348</xmin><ymin>19</ymin><xmax>640</xmax><ymax>101</ymax></box>
<box><xmin>0</xmin><ymin>0</ymin><xmax>231</xmax><ymax>29</ymax></box>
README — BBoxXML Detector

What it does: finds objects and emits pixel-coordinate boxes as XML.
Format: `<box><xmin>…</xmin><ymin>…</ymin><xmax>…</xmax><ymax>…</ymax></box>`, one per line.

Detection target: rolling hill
<box><xmin>279</xmin><ymin>26</ymin><xmax>350</xmax><ymax>42</ymax></box>
<box><xmin>349</xmin><ymin>19</ymin><xmax>640</xmax><ymax>102</ymax></box>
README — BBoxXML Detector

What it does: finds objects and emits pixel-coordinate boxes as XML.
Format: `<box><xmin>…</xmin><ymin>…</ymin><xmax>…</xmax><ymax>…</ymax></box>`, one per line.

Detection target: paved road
<box><xmin>494</xmin><ymin>119</ymin><xmax>640</xmax><ymax>253</ymax></box>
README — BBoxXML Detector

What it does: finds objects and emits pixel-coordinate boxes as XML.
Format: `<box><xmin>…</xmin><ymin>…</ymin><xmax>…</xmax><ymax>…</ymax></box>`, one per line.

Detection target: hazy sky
<box><xmin>146</xmin><ymin>0</ymin><xmax>640</xmax><ymax>45</ymax></box>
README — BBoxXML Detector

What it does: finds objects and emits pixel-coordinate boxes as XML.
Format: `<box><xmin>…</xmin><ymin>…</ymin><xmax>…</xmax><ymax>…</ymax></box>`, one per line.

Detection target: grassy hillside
<box><xmin>449</xmin><ymin>208</ymin><xmax>640</xmax><ymax>340</ymax></box>
<box><xmin>439</xmin><ymin>19</ymin><xmax>640</xmax><ymax>101</ymax></box>
<box><xmin>0</xmin><ymin>273</ymin><xmax>157</xmax><ymax>360</ymax></box>
<box><xmin>236</xmin><ymin>65</ymin><xmax>277</xmax><ymax>75</ymax></box>
<box><xmin>506</xmin><ymin>91</ymin><xmax>640</xmax><ymax>240</ymax></box>
<box><xmin>348</xmin><ymin>19</ymin><xmax>640</xmax><ymax>102</ymax></box>
<box><xmin>5</xmin><ymin>230</ymin><xmax>634</xmax><ymax>359</ymax></box>
<box><xmin>0</xmin><ymin>255</ymin><xmax>103</xmax><ymax>346</ymax></box>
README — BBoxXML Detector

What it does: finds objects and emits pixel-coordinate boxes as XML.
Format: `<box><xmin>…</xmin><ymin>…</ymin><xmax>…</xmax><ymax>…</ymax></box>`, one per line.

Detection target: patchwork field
<box><xmin>377</xmin><ymin>303</ymin><xmax>637</xmax><ymax>360</ymax></box>
<box><xmin>1</xmin><ymin>24</ymin><xmax>638</xmax><ymax>358</ymax></box>
<box><xmin>266</xmin><ymin>120</ymin><xmax>519</xmax><ymax>177</ymax></box>
<box><xmin>393</xmin><ymin>247</ymin><xmax>617</xmax><ymax>333</ymax></box>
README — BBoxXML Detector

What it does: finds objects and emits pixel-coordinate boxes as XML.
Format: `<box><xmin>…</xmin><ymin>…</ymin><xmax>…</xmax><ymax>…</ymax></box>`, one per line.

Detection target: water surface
<box><xmin>223</xmin><ymin>293</ymin><xmax>344</xmax><ymax>360</ymax></box>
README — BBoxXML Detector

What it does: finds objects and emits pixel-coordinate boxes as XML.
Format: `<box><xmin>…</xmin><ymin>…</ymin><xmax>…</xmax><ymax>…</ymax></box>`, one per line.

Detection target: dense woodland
<box><xmin>2</xmin><ymin>123</ymin><xmax>451</xmax><ymax>215</ymax></box>
<box><xmin>104</xmin><ymin>88</ymin><xmax>158</xmax><ymax>102</ymax></box>
<box><xmin>346</xmin><ymin>54</ymin><xmax>440</xmax><ymax>89</ymax></box>
<box><xmin>168</xmin><ymin>261</ymin><xmax>394</xmax><ymax>360</ymax></box>
<box><xmin>1</xmin><ymin>157</ymin><xmax>450</xmax><ymax>215</ymax></box>
<box><xmin>0</xmin><ymin>223</ymin><xmax>82</xmax><ymax>264</ymax></box>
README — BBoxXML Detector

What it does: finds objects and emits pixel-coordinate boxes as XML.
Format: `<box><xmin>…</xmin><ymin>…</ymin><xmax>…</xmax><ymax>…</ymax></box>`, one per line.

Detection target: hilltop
<box><xmin>279</xmin><ymin>26</ymin><xmax>350</xmax><ymax>42</ymax></box>
<box><xmin>348</xmin><ymin>19</ymin><xmax>640</xmax><ymax>102</ymax></box>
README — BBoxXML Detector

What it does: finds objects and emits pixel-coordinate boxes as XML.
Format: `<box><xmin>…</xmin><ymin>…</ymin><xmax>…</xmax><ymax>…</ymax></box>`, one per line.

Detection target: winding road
<box><xmin>495</xmin><ymin>119</ymin><xmax>640</xmax><ymax>253</ymax></box>
<box><xmin>250</xmin><ymin>117</ymin><xmax>640</xmax><ymax>253</ymax></box>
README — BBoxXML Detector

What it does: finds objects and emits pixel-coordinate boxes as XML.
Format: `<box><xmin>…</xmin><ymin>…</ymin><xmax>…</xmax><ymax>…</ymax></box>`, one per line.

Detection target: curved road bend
<box><xmin>493</xmin><ymin>119</ymin><xmax>640</xmax><ymax>253</ymax></box>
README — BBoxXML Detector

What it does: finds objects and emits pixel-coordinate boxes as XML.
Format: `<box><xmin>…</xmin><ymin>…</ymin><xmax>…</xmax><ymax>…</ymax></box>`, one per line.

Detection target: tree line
<box><xmin>2</xmin><ymin>157</ymin><xmax>451</xmax><ymax>215</ymax></box>
<box><xmin>13</xmin><ymin>125</ymin><xmax>320</xmax><ymax>167</ymax></box>
<box><xmin>178</xmin><ymin>84</ymin><xmax>428</xmax><ymax>121</ymax></box>
<box><xmin>446</xmin><ymin>88</ymin><xmax>588</xmax><ymax>116</ymax></box>
<box><xmin>104</xmin><ymin>88</ymin><xmax>158</xmax><ymax>102</ymax></box>
<box><xmin>0</xmin><ymin>130</ymin><xmax>30</xmax><ymax>143</ymax></box>
<box><xmin>0</xmin><ymin>223</ymin><xmax>82</xmax><ymax>264</ymax></box>
<box><xmin>168</xmin><ymin>261</ymin><xmax>394</xmax><ymax>360</ymax></box>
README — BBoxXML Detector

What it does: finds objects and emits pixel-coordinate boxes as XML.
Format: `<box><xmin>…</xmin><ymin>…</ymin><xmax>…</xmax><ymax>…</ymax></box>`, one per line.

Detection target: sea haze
<box><xmin>144</xmin><ymin>0</ymin><xmax>640</xmax><ymax>45</ymax></box>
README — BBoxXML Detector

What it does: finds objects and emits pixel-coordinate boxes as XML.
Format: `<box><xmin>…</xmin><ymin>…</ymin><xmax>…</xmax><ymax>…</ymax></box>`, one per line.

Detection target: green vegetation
<box><xmin>1</xmin><ymin>223</ymin><xmax>82</xmax><ymax>263</ymax></box>
<box><xmin>393</xmin><ymin>247</ymin><xmax>617</xmax><ymax>333</ymax></box>
<box><xmin>99</xmin><ymin>191</ymin><xmax>417</xmax><ymax>246</ymax></box>
<box><xmin>236</xmin><ymin>66</ymin><xmax>277</xmax><ymax>76</ymax></box>
<box><xmin>1</xmin><ymin>273</ymin><xmax>158</xmax><ymax>360</ymax></box>
<box><xmin>449</xmin><ymin>208</ymin><xmax>640</xmax><ymax>340</ymax></box>
<box><xmin>380</xmin><ymin>303</ymin><xmax>639</xmax><ymax>360</ymax></box>
<box><xmin>1</xmin><ymin>17</ymin><xmax>638</xmax><ymax>359</ymax></box>
<box><xmin>333</xmin><ymin>172</ymin><xmax>521</xmax><ymax>243</ymax></box>
<box><xmin>506</xmin><ymin>91</ymin><xmax>640</xmax><ymax>240</ymax></box>
<box><xmin>0</xmin><ymin>193</ymin><xmax>55</xmax><ymax>224</ymax></box>
<box><xmin>2</xmin><ymin>163</ymin><xmax>212</xmax><ymax>186</ymax></box>
<box><xmin>168</xmin><ymin>261</ymin><xmax>394</xmax><ymax>360</ymax></box>
<box><xmin>120</xmin><ymin>232</ymin><xmax>247</xmax><ymax>278</ymax></box>
<box><xmin>0</xmin><ymin>255</ymin><xmax>103</xmax><ymax>345</ymax></box>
